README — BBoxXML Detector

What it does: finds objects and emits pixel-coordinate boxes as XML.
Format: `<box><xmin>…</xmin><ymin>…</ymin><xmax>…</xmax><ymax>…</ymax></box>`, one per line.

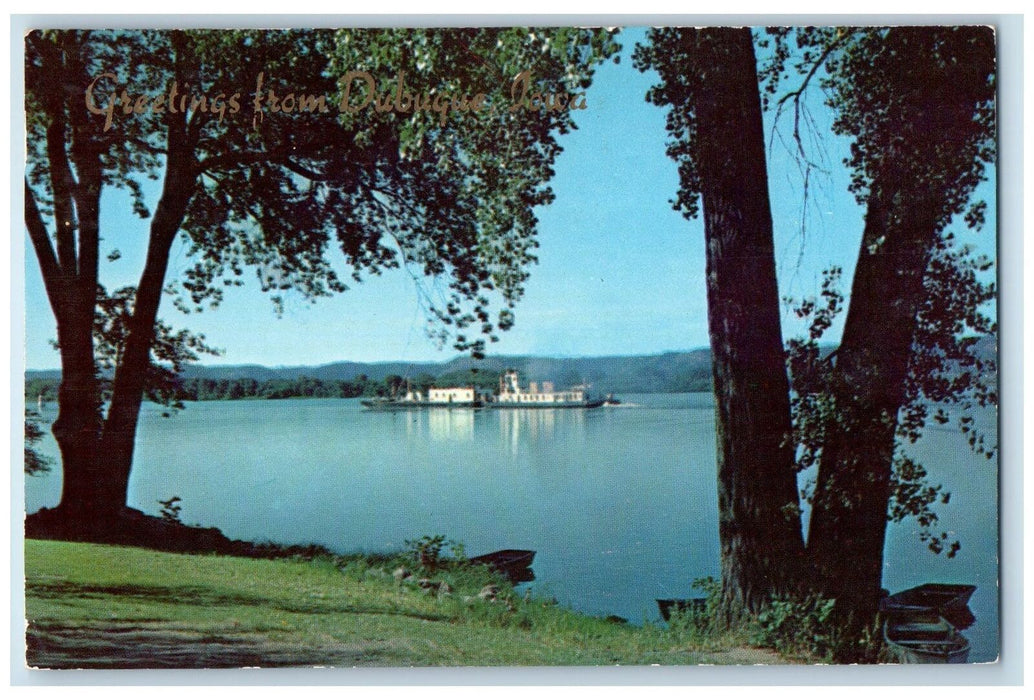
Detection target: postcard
<box><xmin>17</xmin><ymin>19</ymin><xmax>1007</xmax><ymax>678</ymax></box>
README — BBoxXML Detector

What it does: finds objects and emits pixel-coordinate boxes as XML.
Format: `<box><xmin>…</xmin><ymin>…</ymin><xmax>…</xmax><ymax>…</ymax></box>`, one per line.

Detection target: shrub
<box><xmin>750</xmin><ymin>593</ymin><xmax>839</xmax><ymax>660</ymax></box>
<box><xmin>665</xmin><ymin>577</ymin><xmax>726</xmax><ymax>649</ymax></box>
<box><xmin>404</xmin><ymin>534</ymin><xmax>465</xmax><ymax>572</ymax></box>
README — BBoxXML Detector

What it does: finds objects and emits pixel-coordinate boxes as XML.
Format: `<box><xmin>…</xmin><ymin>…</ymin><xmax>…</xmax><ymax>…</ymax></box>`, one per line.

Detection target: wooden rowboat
<box><xmin>468</xmin><ymin>549</ymin><xmax>535</xmax><ymax>583</ymax></box>
<box><xmin>884</xmin><ymin>613</ymin><xmax>971</xmax><ymax>664</ymax></box>
<box><xmin>880</xmin><ymin>583</ymin><xmax>976</xmax><ymax>615</ymax></box>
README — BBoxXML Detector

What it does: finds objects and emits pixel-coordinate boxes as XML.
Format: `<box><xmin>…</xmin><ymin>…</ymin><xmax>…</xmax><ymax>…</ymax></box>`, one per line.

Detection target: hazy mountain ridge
<box><xmin>173</xmin><ymin>351</ymin><xmax>716</xmax><ymax>393</ymax></box>
<box><xmin>26</xmin><ymin>335</ymin><xmax>996</xmax><ymax>395</ymax></box>
<box><xmin>27</xmin><ymin>351</ymin><xmax>716</xmax><ymax>393</ymax></box>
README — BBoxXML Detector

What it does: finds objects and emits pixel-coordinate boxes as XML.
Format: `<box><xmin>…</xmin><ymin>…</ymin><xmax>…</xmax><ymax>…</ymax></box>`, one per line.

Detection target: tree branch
<box><xmin>37</xmin><ymin>41</ymin><xmax>80</xmax><ymax>276</ymax></box>
<box><xmin>775</xmin><ymin>32</ymin><xmax>847</xmax><ymax>111</ymax></box>
<box><xmin>774</xmin><ymin>31</ymin><xmax>847</xmax><ymax>168</ymax></box>
<box><xmin>62</xmin><ymin>32</ymin><xmax>103</xmax><ymax>308</ymax></box>
<box><xmin>283</xmin><ymin>158</ymin><xmax>330</xmax><ymax>182</ymax></box>
<box><xmin>196</xmin><ymin>138</ymin><xmax>342</xmax><ymax>174</ymax></box>
<box><xmin>25</xmin><ymin>179</ymin><xmax>68</xmax><ymax>319</ymax></box>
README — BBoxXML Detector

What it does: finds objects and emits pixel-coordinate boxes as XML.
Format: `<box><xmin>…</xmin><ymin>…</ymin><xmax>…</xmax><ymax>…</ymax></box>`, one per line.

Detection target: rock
<box><xmin>438</xmin><ymin>582</ymin><xmax>453</xmax><ymax>596</ymax></box>
<box><xmin>393</xmin><ymin>567</ymin><xmax>411</xmax><ymax>582</ymax></box>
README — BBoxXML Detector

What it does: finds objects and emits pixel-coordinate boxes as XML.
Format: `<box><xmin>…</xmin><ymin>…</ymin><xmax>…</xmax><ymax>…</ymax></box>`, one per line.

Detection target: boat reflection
<box><xmin>428</xmin><ymin>409</ymin><xmax>475</xmax><ymax>441</ymax></box>
<box><xmin>397</xmin><ymin>405</ymin><xmax>590</xmax><ymax>453</ymax></box>
<box><xmin>401</xmin><ymin>409</ymin><xmax>476</xmax><ymax>442</ymax></box>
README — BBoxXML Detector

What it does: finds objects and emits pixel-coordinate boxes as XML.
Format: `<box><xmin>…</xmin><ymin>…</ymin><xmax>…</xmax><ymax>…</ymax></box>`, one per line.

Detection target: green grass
<box><xmin>24</xmin><ymin>539</ymin><xmax>786</xmax><ymax>668</ymax></box>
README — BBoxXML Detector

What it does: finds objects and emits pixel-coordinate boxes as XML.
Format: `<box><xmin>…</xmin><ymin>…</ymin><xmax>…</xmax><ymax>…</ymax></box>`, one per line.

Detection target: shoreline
<box><xmin>24</xmin><ymin>538</ymin><xmax>791</xmax><ymax>669</ymax></box>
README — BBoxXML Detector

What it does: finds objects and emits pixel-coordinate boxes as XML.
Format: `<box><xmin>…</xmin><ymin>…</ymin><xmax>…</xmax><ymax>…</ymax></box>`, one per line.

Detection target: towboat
<box><xmin>361</xmin><ymin>370</ymin><xmax>604</xmax><ymax>410</ymax></box>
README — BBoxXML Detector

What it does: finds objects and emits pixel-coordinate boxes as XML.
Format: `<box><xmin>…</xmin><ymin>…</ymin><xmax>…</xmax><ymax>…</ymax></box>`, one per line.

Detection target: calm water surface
<box><xmin>26</xmin><ymin>393</ymin><xmax>998</xmax><ymax>662</ymax></box>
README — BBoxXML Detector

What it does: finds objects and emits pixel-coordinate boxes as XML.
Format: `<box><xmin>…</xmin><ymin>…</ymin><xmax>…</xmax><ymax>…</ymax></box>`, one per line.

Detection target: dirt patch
<box><xmin>26</xmin><ymin>620</ymin><xmax>398</xmax><ymax>669</ymax></box>
<box><xmin>706</xmin><ymin>646</ymin><xmax>790</xmax><ymax>665</ymax></box>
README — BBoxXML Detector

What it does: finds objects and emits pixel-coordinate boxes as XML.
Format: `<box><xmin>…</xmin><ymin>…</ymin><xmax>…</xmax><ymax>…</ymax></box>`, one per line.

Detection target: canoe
<box><xmin>656</xmin><ymin>598</ymin><xmax>707</xmax><ymax>622</ymax></box>
<box><xmin>884</xmin><ymin>613</ymin><xmax>971</xmax><ymax>663</ymax></box>
<box><xmin>468</xmin><ymin>549</ymin><xmax>535</xmax><ymax>582</ymax></box>
<box><xmin>880</xmin><ymin>583</ymin><xmax>976</xmax><ymax>615</ymax></box>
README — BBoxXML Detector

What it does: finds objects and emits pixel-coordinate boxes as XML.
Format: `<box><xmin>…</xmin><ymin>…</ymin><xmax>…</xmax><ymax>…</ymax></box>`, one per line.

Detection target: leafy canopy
<box><xmin>26</xmin><ymin>28</ymin><xmax>620</xmax><ymax>360</ymax></box>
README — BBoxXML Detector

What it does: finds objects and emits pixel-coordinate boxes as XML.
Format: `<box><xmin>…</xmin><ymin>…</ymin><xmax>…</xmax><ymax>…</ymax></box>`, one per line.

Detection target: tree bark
<box><xmin>98</xmin><ymin>117</ymin><xmax>197</xmax><ymax>508</ymax></box>
<box><xmin>807</xmin><ymin>186</ymin><xmax>940</xmax><ymax>621</ymax></box>
<box><xmin>692</xmin><ymin>28</ymin><xmax>806</xmax><ymax>614</ymax></box>
<box><xmin>24</xmin><ymin>35</ymin><xmax>111</xmax><ymax>524</ymax></box>
<box><xmin>26</xmin><ymin>32</ymin><xmax>197</xmax><ymax>525</ymax></box>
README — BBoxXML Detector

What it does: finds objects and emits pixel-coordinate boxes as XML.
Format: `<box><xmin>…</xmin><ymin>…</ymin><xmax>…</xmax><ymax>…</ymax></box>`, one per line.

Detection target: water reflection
<box><xmin>429</xmin><ymin>409</ymin><xmax>474</xmax><ymax>441</ymax></box>
<box><xmin>497</xmin><ymin>408</ymin><xmax>591</xmax><ymax>455</ymax></box>
<box><xmin>396</xmin><ymin>407</ymin><xmax>594</xmax><ymax>452</ymax></box>
<box><xmin>500</xmin><ymin>409</ymin><xmax>559</xmax><ymax>453</ymax></box>
<box><xmin>23</xmin><ymin>394</ymin><xmax>997</xmax><ymax>662</ymax></box>
<box><xmin>400</xmin><ymin>409</ymin><xmax>476</xmax><ymax>442</ymax></box>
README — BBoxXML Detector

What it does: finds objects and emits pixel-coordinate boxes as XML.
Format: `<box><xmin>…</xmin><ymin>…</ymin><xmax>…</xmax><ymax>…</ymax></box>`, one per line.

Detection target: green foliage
<box><xmin>750</xmin><ymin>593</ymin><xmax>840</xmax><ymax>661</ymax></box>
<box><xmin>640</xmin><ymin>28</ymin><xmax>996</xmax><ymax>635</ymax></box>
<box><xmin>750</xmin><ymin>590</ymin><xmax>882</xmax><ymax>662</ymax></box>
<box><xmin>25</xmin><ymin>379</ymin><xmax>57</xmax><ymax>404</ymax></box>
<box><xmin>762</xmin><ymin>28</ymin><xmax>997</xmax><ymax>561</ymax></box>
<box><xmin>404</xmin><ymin>534</ymin><xmax>465</xmax><ymax>572</ymax></box>
<box><xmin>24</xmin><ymin>409</ymin><xmax>52</xmax><ymax>476</ymax></box>
<box><xmin>90</xmin><ymin>285</ymin><xmax>221</xmax><ymax>416</ymax></box>
<box><xmin>664</xmin><ymin>577</ymin><xmax>725</xmax><ymax>649</ymax></box>
<box><xmin>157</xmin><ymin>496</ymin><xmax>183</xmax><ymax>524</ymax></box>
<box><xmin>631</xmin><ymin>29</ymin><xmax>711</xmax><ymax>221</ymax></box>
<box><xmin>785</xmin><ymin>267</ymin><xmax>845</xmax><ymax>483</ymax></box>
<box><xmin>25</xmin><ymin>28</ymin><xmax>619</xmax><ymax>358</ymax></box>
<box><xmin>786</xmin><ymin>262</ymin><xmax>993</xmax><ymax>557</ymax></box>
<box><xmin>25</xmin><ymin>28</ymin><xmax>619</xmax><ymax>516</ymax></box>
<box><xmin>29</xmin><ymin>26</ymin><xmax>613</xmax><ymax>351</ymax></box>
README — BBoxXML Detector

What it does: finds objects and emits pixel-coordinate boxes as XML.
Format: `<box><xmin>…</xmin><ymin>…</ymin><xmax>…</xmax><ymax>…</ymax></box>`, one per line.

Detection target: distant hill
<box><xmin>27</xmin><ymin>351</ymin><xmax>716</xmax><ymax>394</ymax></box>
<box><xmin>177</xmin><ymin>350</ymin><xmax>718</xmax><ymax>393</ymax></box>
<box><xmin>25</xmin><ymin>335</ymin><xmax>997</xmax><ymax>396</ymax></box>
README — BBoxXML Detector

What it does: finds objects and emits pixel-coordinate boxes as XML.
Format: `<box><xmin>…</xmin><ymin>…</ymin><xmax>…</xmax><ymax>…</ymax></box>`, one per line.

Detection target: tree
<box><xmin>634</xmin><ymin>28</ymin><xmax>806</xmax><ymax>616</ymax></box>
<box><xmin>25</xmin><ymin>410</ymin><xmax>53</xmax><ymax>476</ymax></box>
<box><xmin>781</xmin><ymin>26</ymin><xmax>997</xmax><ymax>623</ymax></box>
<box><xmin>636</xmin><ymin>25</ymin><xmax>996</xmax><ymax>637</ymax></box>
<box><xmin>25</xmin><ymin>28</ymin><xmax>619</xmax><ymax>531</ymax></box>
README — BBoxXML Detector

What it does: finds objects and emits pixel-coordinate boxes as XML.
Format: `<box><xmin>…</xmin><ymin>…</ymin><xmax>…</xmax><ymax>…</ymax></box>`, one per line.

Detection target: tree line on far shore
<box><xmin>26</xmin><ymin>370</ymin><xmax>508</xmax><ymax>404</ymax></box>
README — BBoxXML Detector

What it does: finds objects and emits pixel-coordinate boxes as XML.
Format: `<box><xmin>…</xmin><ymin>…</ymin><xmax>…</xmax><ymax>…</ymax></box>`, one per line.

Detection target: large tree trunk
<box><xmin>50</xmin><ymin>308</ymin><xmax>108</xmax><ymax>521</ymax></box>
<box><xmin>98</xmin><ymin>135</ymin><xmax>196</xmax><ymax>505</ymax></box>
<box><xmin>807</xmin><ymin>187</ymin><xmax>940</xmax><ymax>622</ymax></box>
<box><xmin>692</xmin><ymin>28</ymin><xmax>805</xmax><ymax>615</ymax></box>
<box><xmin>24</xmin><ymin>32</ymin><xmax>116</xmax><ymax>525</ymax></box>
<box><xmin>25</xmin><ymin>30</ymin><xmax>196</xmax><ymax>526</ymax></box>
<box><xmin>99</xmin><ymin>225</ymin><xmax>186</xmax><ymax>502</ymax></box>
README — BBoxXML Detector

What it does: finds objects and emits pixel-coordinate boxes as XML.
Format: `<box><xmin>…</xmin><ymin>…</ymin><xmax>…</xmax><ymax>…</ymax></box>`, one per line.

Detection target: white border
<box><xmin>5</xmin><ymin>9</ymin><xmax>1025</xmax><ymax>688</ymax></box>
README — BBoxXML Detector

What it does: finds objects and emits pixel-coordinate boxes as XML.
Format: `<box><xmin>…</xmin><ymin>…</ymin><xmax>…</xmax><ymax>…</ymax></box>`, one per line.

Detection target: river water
<box><xmin>25</xmin><ymin>393</ymin><xmax>998</xmax><ymax>662</ymax></box>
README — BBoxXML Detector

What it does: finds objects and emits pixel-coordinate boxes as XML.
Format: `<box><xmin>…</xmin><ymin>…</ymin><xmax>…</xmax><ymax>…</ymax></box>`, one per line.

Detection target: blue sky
<box><xmin>23</xmin><ymin>27</ymin><xmax>996</xmax><ymax>369</ymax></box>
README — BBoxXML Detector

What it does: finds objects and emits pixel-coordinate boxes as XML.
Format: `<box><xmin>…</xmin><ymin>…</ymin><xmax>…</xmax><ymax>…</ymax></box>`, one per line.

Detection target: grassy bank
<box><xmin>24</xmin><ymin>539</ymin><xmax>786</xmax><ymax>668</ymax></box>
